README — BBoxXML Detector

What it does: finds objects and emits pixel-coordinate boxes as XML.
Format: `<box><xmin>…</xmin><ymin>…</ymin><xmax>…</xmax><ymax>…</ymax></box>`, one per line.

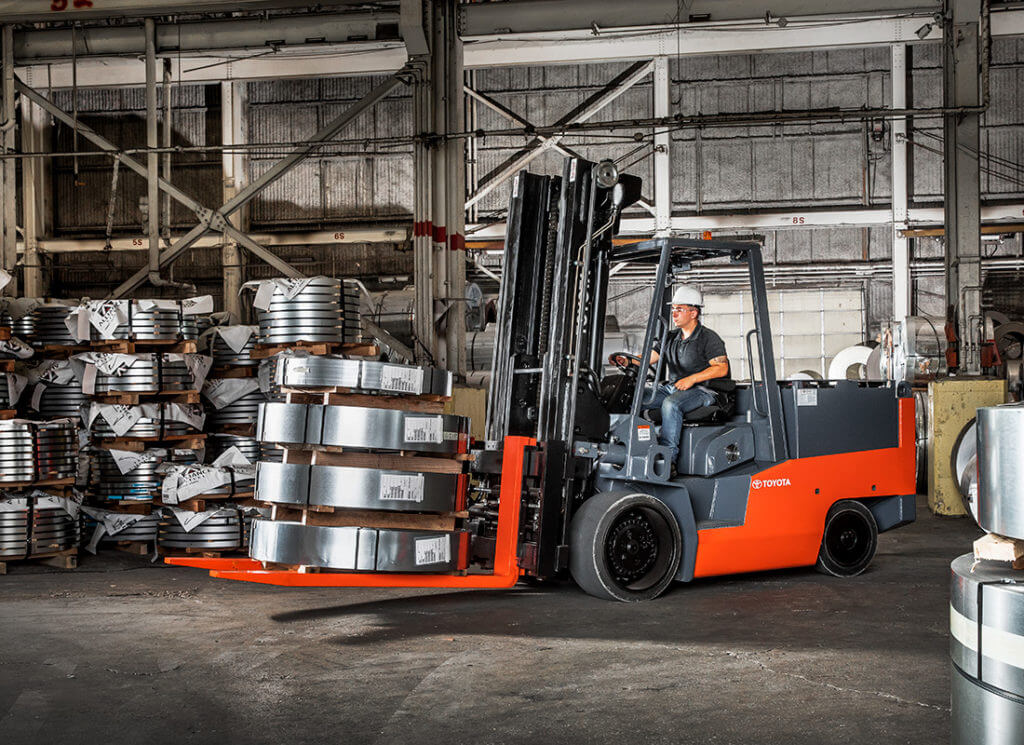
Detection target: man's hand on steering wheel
<box><xmin>608</xmin><ymin>352</ymin><xmax>656</xmax><ymax>382</ymax></box>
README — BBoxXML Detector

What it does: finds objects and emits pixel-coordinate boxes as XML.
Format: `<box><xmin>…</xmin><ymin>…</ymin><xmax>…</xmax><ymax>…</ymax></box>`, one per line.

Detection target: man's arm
<box><xmin>674</xmin><ymin>356</ymin><xmax>729</xmax><ymax>390</ymax></box>
<box><xmin>609</xmin><ymin>350</ymin><xmax>660</xmax><ymax>366</ymax></box>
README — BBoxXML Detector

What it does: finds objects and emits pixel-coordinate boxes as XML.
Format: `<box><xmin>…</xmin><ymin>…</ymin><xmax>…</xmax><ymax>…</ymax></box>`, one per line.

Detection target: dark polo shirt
<box><xmin>656</xmin><ymin>323</ymin><xmax>730</xmax><ymax>382</ymax></box>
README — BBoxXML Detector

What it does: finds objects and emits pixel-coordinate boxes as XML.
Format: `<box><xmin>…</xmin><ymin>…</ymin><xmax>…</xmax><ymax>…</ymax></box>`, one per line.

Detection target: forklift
<box><xmin>178</xmin><ymin>156</ymin><xmax>917</xmax><ymax>602</ymax></box>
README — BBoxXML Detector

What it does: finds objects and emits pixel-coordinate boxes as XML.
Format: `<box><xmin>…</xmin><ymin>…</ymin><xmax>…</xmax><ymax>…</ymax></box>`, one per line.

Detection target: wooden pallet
<box><xmin>281</xmin><ymin>445</ymin><xmax>469</xmax><ymax>473</ymax></box>
<box><xmin>283</xmin><ymin>389</ymin><xmax>449</xmax><ymax>413</ymax></box>
<box><xmin>251</xmin><ymin>341</ymin><xmax>378</xmax><ymax>360</ymax></box>
<box><xmin>0</xmin><ymin>547</ymin><xmax>77</xmax><ymax>574</ymax></box>
<box><xmin>209</xmin><ymin>423</ymin><xmax>257</xmax><ymax>437</ymax></box>
<box><xmin>268</xmin><ymin>502</ymin><xmax>466</xmax><ymax>531</ymax></box>
<box><xmin>94</xmin><ymin>433</ymin><xmax>206</xmax><ymax>452</ymax></box>
<box><xmin>161</xmin><ymin>547</ymin><xmax>247</xmax><ymax>559</ymax></box>
<box><xmin>110</xmin><ymin>540</ymin><xmax>152</xmax><ymax>556</ymax></box>
<box><xmin>0</xmin><ymin>358</ymin><xmax>14</xmax><ymax>372</ymax></box>
<box><xmin>0</xmin><ymin>325</ymin><xmax>10</xmax><ymax>341</ymax></box>
<box><xmin>210</xmin><ymin>366</ymin><xmax>258</xmax><ymax>379</ymax></box>
<box><xmin>0</xmin><ymin>409</ymin><xmax>17</xmax><ymax>420</ymax></box>
<box><xmin>0</xmin><ymin>476</ymin><xmax>76</xmax><ymax>489</ymax></box>
<box><xmin>90</xmin><ymin>501</ymin><xmax>153</xmax><ymax>514</ymax></box>
<box><xmin>156</xmin><ymin>490</ymin><xmax>255</xmax><ymax>513</ymax></box>
<box><xmin>91</xmin><ymin>390</ymin><xmax>200</xmax><ymax>406</ymax></box>
<box><xmin>92</xmin><ymin>338</ymin><xmax>198</xmax><ymax>354</ymax></box>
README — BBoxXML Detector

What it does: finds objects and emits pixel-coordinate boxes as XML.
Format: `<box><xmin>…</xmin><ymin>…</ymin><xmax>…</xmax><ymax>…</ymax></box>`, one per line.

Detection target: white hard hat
<box><xmin>670</xmin><ymin>284</ymin><xmax>703</xmax><ymax>307</ymax></box>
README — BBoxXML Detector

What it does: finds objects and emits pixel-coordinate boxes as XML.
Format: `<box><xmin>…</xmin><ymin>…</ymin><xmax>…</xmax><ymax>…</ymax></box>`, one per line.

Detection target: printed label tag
<box><xmin>202</xmin><ymin>377</ymin><xmax>259</xmax><ymax>409</ymax></box>
<box><xmin>796</xmin><ymin>389</ymin><xmax>818</xmax><ymax>407</ymax></box>
<box><xmin>415</xmin><ymin>535</ymin><xmax>450</xmax><ymax>566</ymax></box>
<box><xmin>88</xmin><ymin>300</ymin><xmax>128</xmax><ymax>339</ymax></box>
<box><xmin>99</xmin><ymin>404</ymin><xmax>142</xmax><ymax>437</ymax></box>
<box><xmin>379</xmin><ymin>365</ymin><xmax>424</xmax><ymax>394</ymax></box>
<box><xmin>181</xmin><ymin>295</ymin><xmax>214</xmax><ymax>315</ymax></box>
<box><xmin>216</xmin><ymin>325</ymin><xmax>255</xmax><ymax>353</ymax></box>
<box><xmin>404</xmin><ymin>416</ymin><xmax>443</xmax><ymax>444</ymax></box>
<box><xmin>108</xmin><ymin>448</ymin><xmax>149</xmax><ymax>475</ymax></box>
<box><xmin>379</xmin><ymin>473</ymin><xmax>425</xmax><ymax>503</ymax></box>
<box><xmin>637</xmin><ymin>425</ymin><xmax>651</xmax><ymax>442</ymax></box>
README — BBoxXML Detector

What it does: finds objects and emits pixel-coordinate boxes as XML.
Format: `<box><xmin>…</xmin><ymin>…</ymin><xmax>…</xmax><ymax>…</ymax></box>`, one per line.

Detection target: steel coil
<box><xmin>0</xmin><ymin>421</ymin><xmax>35</xmax><ymax>483</ymax></box>
<box><xmin>249</xmin><ymin>519</ymin><xmax>468</xmax><ymax>572</ymax></box>
<box><xmin>256</xmin><ymin>278</ymin><xmax>345</xmax><ymax>344</ymax></box>
<box><xmin>206</xmin><ymin>388</ymin><xmax>267</xmax><ymax>429</ymax></box>
<box><xmin>256</xmin><ymin>461</ymin><xmax>462</xmax><ymax>513</ymax></box>
<box><xmin>208</xmin><ymin>326</ymin><xmax>259</xmax><ymax>367</ymax></box>
<box><xmin>86</xmin><ymin>405</ymin><xmax>200</xmax><ymax>439</ymax></box>
<box><xmin>0</xmin><ymin>505</ymin><xmax>29</xmax><ymax>557</ymax></box>
<box><xmin>159</xmin><ymin>356</ymin><xmax>199</xmax><ymax>391</ymax></box>
<box><xmin>257</xmin><ymin>403</ymin><xmax>470</xmax><ymax>454</ymax></box>
<box><xmin>86</xmin><ymin>512</ymin><xmax>160</xmax><ymax>543</ymax></box>
<box><xmin>114</xmin><ymin>305</ymin><xmax>198</xmax><ymax>341</ymax></box>
<box><xmin>260</xmin><ymin>443</ymin><xmax>285</xmax><ymax>463</ymax></box>
<box><xmin>950</xmin><ymin>553</ymin><xmax>1024</xmax><ymax>744</ymax></box>
<box><xmin>977</xmin><ymin>403</ymin><xmax>1024</xmax><ymax>540</ymax></box>
<box><xmin>273</xmin><ymin>356</ymin><xmax>452</xmax><ymax>397</ymax></box>
<box><xmin>88</xmin><ymin>447</ymin><xmax>198</xmax><ymax>502</ymax></box>
<box><xmin>18</xmin><ymin>304</ymin><xmax>80</xmax><ymax>348</ymax></box>
<box><xmin>26</xmin><ymin>384</ymin><xmax>90</xmax><ymax>420</ymax></box>
<box><xmin>35</xmin><ymin>420</ymin><xmax>77</xmax><ymax>480</ymax></box>
<box><xmin>158</xmin><ymin>508</ymin><xmax>243</xmax><ymax>551</ymax></box>
<box><xmin>31</xmin><ymin>507</ymin><xmax>78</xmax><ymax>555</ymax></box>
<box><xmin>206</xmin><ymin>434</ymin><xmax>260</xmax><ymax>464</ymax></box>
<box><xmin>91</xmin><ymin>354</ymin><xmax>161</xmax><ymax>394</ymax></box>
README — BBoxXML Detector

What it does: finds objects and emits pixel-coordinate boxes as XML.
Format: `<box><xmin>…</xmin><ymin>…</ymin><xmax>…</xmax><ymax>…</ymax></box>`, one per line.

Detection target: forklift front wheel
<box><xmin>815</xmin><ymin>499</ymin><xmax>878</xmax><ymax>577</ymax></box>
<box><xmin>569</xmin><ymin>491</ymin><xmax>682</xmax><ymax>602</ymax></box>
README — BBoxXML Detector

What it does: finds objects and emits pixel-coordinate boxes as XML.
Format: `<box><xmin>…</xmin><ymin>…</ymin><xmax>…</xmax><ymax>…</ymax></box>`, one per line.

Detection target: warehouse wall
<box><xmin>43</xmin><ymin>36</ymin><xmax>1024</xmax><ymax>330</ymax></box>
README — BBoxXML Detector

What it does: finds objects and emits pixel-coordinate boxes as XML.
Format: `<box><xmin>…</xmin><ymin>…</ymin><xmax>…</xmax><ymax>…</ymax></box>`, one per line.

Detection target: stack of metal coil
<box><xmin>17</xmin><ymin>303</ymin><xmax>80</xmax><ymax>348</ymax></box>
<box><xmin>91</xmin><ymin>354</ymin><xmax>161</xmax><ymax>394</ymax></box>
<box><xmin>206</xmin><ymin>434</ymin><xmax>260</xmax><ymax>463</ymax></box>
<box><xmin>31</xmin><ymin>504</ymin><xmax>78</xmax><ymax>555</ymax></box>
<box><xmin>256</xmin><ymin>277</ymin><xmax>345</xmax><ymax>345</ymax></box>
<box><xmin>206</xmin><ymin>388</ymin><xmax>268</xmax><ymax>430</ymax></box>
<box><xmin>27</xmin><ymin>384</ymin><xmax>90</xmax><ymax>420</ymax></box>
<box><xmin>88</xmin><ymin>447</ymin><xmax>199</xmax><ymax>503</ymax></box>
<box><xmin>0</xmin><ymin>375</ymin><xmax>13</xmax><ymax>410</ymax></box>
<box><xmin>0</xmin><ymin>502</ymin><xmax>29</xmax><ymax>557</ymax></box>
<box><xmin>113</xmin><ymin>303</ymin><xmax>198</xmax><ymax>341</ymax></box>
<box><xmin>84</xmin><ymin>512</ymin><xmax>161</xmax><ymax>544</ymax></box>
<box><xmin>159</xmin><ymin>355</ymin><xmax>199</xmax><ymax>391</ymax></box>
<box><xmin>208</xmin><ymin>326</ymin><xmax>259</xmax><ymax>367</ymax></box>
<box><xmin>342</xmin><ymin>279</ymin><xmax>362</xmax><ymax>343</ymax></box>
<box><xmin>0</xmin><ymin>421</ymin><xmax>36</xmax><ymax>483</ymax></box>
<box><xmin>158</xmin><ymin>507</ymin><xmax>244</xmax><ymax>551</ymax></box>
<box><xmin>87</xmin><ymin>405</ymin><xmax>200</xmax><ymax>440</ymax></box>
<box><xmin>35</xmin><ymin>420</ymin><xmax>77</xmax><ymax>480</ymax></box>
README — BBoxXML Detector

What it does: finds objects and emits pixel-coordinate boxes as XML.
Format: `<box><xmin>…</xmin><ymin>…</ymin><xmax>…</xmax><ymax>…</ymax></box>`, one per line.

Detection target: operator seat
<box><xmin>644</xmin><ymin>378</ymin><xmax>738</xmax><ymax>425</ymax></box>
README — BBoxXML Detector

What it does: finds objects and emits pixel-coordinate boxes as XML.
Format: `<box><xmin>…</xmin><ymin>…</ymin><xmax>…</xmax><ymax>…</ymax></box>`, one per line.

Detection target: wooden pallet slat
<box><xmin>0</xmin><ymin>547</ymin><xmax>78</xmax><ymax>574</ymax></box>
<box><xmin>251</xmin><ymin>341</ymin><xmax>379</xmax><ymax>360</ymax></box>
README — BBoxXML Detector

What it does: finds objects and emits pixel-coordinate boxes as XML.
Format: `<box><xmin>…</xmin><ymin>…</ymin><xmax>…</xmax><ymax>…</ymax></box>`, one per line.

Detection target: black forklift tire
<box><xmin>569</xmin><ymin>491</ymin><xmax>682</xmax><ymax>602</ymax></box>
<box><xmin>815</xmin><ymin>499</ymin><xmax>879</xmax><ymax>577</ymax></box>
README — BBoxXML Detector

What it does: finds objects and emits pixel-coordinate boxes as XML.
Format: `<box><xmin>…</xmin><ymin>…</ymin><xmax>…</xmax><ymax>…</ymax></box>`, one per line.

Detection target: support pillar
<box><xmin>891</xmin><ymin>43</ymin><xmax>910</xmax><ymax>321</ymax></box>
<box><xmin>2</xmin><ymin>25</ymin><xmax>16</xmax><ymax>295</ymax></box>
<box><xmin>144</xmin><ymin>18</ymin><xmax>161</xmax><ymax>284</ymax></box>
<box><xmin>943</xmin><ymin>0</ymin><xmax>983</xmax><ymax>374</ymax></box>
<box><xmin>21</xmin><ymin>98</ymin><xmax>51</xmax><ymax>297</ymax></box>
<box><xmin>653</xmin><ymin>57</ymin><xmax>671</xmax><ymax>237</ymax></box>
<box><xmin>220</xmin><ymin>81</ymin><xmax>246</xmax><ymax>319</ymax></box>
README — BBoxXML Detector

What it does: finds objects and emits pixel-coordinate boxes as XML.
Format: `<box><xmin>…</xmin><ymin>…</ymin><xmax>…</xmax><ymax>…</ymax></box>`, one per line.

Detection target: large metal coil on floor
<box><xmin>17</xmin><ymin>304</ymin><xmax>79</xmax><ymax>348</ymax></box>
<box><xmin>206</xmin><ymin>388</ymin><xmax>268</xmax><ymax>429</ymax></box>
<box><xmin>256</xmin><ymin>461</ymin><xmax>463</xmax><ymax>513</ymax></box>
<box><xmin>26</xmin><ymin>384</ymin><xmax>90</xmax><ymax>420</ymax></box>
<box><xmin>976</xmin><ymin>403</ymin><xmax>1024</xmax><ymax>540</ymax></box>
<box><xmin>272</xmin><ymin>356</ymin><xmax>453</xmax><ymax>397</ymax></box>
<box><xmin>950</xmin><ymin>554</ymin><xmax>1024</xmax><ymax>744</ymax></box>
<box><xmin>208</xmin><ymin>327</ymin><xmax>259</xmax><ymax>367</ymax></box>
<box><xmin>256</xmin><ymin>278</ymin><xmax>345</xmax><ymax>344</ymax></box>
<box><xmin>113</xmin><ymin>305</ymin><xmax>198</xmax><ymax>341</ymax></box>
<box><xmin>206</xmin><ymin>434</ymin><xmax>260</xmax><ymax>464</ymax></box>
<box><xmin>35</xmin><ymin>420</ymin><xmax>78</xmax><ymax>480</ymax></box>
<box><xmin>250</xmin><ymin>519</ymin><xmax>468</xmax><ymax>572</ymax></box>
<box><xmin>158</xmin><ymin>508</ymin><xmax>244</xmax><ymax>551</ymax></box>
<box><xmin>0</xmin><ymin>421</ymin><xmax>37</xmax><ymax>483</ymax></box>
<box><xmin>257</xmin><ymin>403</ymin><xmax>470</xmax><ymax>454</ymax></box>
<box><xmin>86</xmin><ymin>406</ymin><xmax>201</xmax><ymax>439</ymax></box>
<box><xmin>88</xmin><ymin>447</ymin><xmax>199</xmax><ymax>502</ymax></box>
<box><xmin>0</xmin><ymin>505</ymin><xmax>29</xmax><ymax>557</ymax></box>
<box><xmin>31</xmin><ymin>506</ymin><xmax>78</xmax><ymax>554</ymax></box>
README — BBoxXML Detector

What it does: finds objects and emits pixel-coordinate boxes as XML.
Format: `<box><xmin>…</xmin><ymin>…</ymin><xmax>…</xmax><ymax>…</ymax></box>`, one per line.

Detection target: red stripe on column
<box><xmin>450</xmin><ymin>233</ymin><xmax>465</xmax><ymax>251</ymax></box>
<box><xmin>432</xmin><ymin>224</ymin><xmax>447</xmax><ymax>244</ymax></box>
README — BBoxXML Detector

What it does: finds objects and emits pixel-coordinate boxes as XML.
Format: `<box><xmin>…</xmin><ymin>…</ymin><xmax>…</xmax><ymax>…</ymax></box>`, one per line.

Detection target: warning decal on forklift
<box><xmin>379</xmin><ymin>473</ymin><xmax>425</xmax><ymax>502</ymax></box>
<box><xmin>415</xmin><ymin>536</ymin><xmax>450</xmax><ymax>565</ymax></box>
<box><xmin>796</xmin><ymin>389</ymin><xmax>818</xmax><ymax>407</ymax></box>
<box><xmin>404</xmin><ymin>416</ymin><xmax>443</xmax><ymax>444</ymax></box>
<box><xmin>637</xmin><ymin>425</ymin><xmax>651</xmax><ymax>441</ymax></box>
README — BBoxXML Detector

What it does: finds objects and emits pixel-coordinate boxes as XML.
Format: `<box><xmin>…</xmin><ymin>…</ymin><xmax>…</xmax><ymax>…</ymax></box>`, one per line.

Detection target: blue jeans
<box><xmin>643</xmin><ymin>383</ymin><xmax>716</xmax><ymax>459</ymax></box>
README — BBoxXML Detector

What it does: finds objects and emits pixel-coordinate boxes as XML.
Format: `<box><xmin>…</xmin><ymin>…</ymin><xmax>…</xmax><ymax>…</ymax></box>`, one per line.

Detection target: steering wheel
<box><xmin>609</xmin><ymin>352</ymin><xmax>657</xmax><ymax>382</ymax></box>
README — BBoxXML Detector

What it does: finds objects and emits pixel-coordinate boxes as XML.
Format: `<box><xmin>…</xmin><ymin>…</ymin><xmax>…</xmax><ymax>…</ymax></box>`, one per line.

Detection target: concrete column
<box><xmin>653</xmin><ymin>57</ymin><xmax>671</xmax><ymax>237</ymax></box>
<box><xmin>21</xmin><ymin>98</ymin><xmax>51</xmax><ymax>297</ymax></box>
<box><xmin>2</xmin><ymin>25</ymin><xmax>16</xmax><ymax>295</ymax></box>
<box><xmin>891</xmin><ymin>43</ymin><xmax>910</xmax><ymax>322</ymax></box>
<box><xmin>220</xmin><ymin>81</ymin><xmax>246</xmax><ymax>319</ymax></box>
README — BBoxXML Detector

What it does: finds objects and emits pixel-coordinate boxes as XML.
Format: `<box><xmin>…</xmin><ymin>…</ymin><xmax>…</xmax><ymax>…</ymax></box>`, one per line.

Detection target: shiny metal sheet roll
<box><xmin>89</xmin><ymin>447</ymin><xmax>198</xmax><ymax>502</ymax></box>
<box><xmin>114</xmin><ymin>305</ymin><xmax>198</xmax><ymax>341</ymax></box>
<box><xmin>206</xmin><ymin>388</ymin><xmax>267</xmax><ymax>429</ymax></box>
<box><xmin>256</xmin><ymin>278</ymin><xmax>344</xmax><ymax>344</ymax></box>
<box><xmin>159</xmin><ymin>356</ymin><xmax>198</xmax><ymax>391</ymax></box>
<box><xmin>93</xmin><ymin>513</ymin><xmax>160</xmax><ymax>543</ymax></box>
<box><xmin>950</xmin><ymin>553</ymin><xmax>1024</xmax><ymax>744</ymax></box>
<box><xmin>273</xmin><ymin>356</ymin><xmax>452</xmax><ymax>397</ymax></box>
<box><xmin>31</xmin><ymin>507</ymin><xmax>78</xmax><ymax>554</ymax></box>
<box><xmin>28</xmin><ymin>384</ymin><xmax>90</xmax><ymax>420</ymax></box>
<box><xmin>92</xmin><ymin>355</ymin><xmax>160</xmax><ymax>394</ymax></box>
<box><xmin>256</xmin><ymin>461</ymin><xmax>462</xmax><ymax>513</ymax></box>
<box><xmin>977</xmin><ymin>403</ymin><xmax>1024</xmax><ymax>540</ymax></box>
<box><xmin>35</xmin><ymin>420</ymin><xmax>78</xmax><ymax>480</ymax></box>
<box><xmin>158</xmin><ymin>509</ymin><xmax>243</xmax><ymax>550</ymax></box>
<box><xmin>260</xmin><ymin>443</ymin><xmax>284</xmax><ymax>463</ymax></box>
<box><xmin>87</xmin><ymin>405</ymin><xmax>200</xmax><ymax>439</ymax></box>
<box><xmin>249</xmin><ymin>519</ymin><xmax>467</xmax><ymax>572</ymax></box>
<box><xmin>206</xmin><ymin>434</ymin><xmax>260</xmax><ymax>464</ymax></box>
<box><xmin>0</xmin><ymin>422</ymin><xmax>35</xmax><ymax>483</ymax></box>
<box><xmin>0</xmin><ymin>506</ymin><xmax>29</xmax><ymax>557</ymax></box>
<box><xmin>209</xmin><ymin>326</ymin><xmax>259</xmax><ymax>367</ymax></box>
<box><xmin>19</xmin><ymin>304</ymin><xmax>79</xmax><ymax>348</ymax></box>
<box><xmin>0</xmin><ymin>375</ymin><xmax>10</xmax><ymax>410</ymax></box>
<box><xmin>257</xmin><ymin>403</ymin><xmax>470</xmax><ymax>454</ymax></box>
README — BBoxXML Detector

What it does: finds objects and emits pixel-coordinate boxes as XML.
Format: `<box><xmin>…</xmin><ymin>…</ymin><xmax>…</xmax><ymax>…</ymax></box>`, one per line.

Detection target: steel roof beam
<box><xmin>0</xmin><ymin>1</ymin><xmax>375</xmax><ymax>23</ymax></box>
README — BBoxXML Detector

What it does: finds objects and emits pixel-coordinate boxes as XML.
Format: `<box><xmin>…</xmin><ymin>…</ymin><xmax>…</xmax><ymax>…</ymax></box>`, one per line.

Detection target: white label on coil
<box><xmin>379</xmin><ymin>473</ymin><xmax>425</xmax><ymax>503</ymax></box>
<box><xmin>181</xmin><ymin>295</ymin><xmax>214</xmax><ymax>315</ymax></box>
<box><xmin>379</xmin><ymin>365</ymin><xmax>424</xmax><ymax>394</ymax></box>
<box><xmin>796</xmin><ymin>389</ymin><xmax>818</xmax><ymax>407</ymax></box>
<box><xmin>404</xmin><ymin>416</ymin><xmax>443</xmax><ymax>444</ymax></box>
<box><xmin>415</xmin><ymin>535</ymin><xmax>450</xmax><ymax>566</ymax></box>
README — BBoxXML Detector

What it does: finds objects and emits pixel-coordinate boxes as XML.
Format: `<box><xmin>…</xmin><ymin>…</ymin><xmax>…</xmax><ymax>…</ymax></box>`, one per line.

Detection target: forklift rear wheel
<box><xmin>815</xmin><ymin>500</ymin><xmax>878</xmax><ymax>577</ymax></box>
<box><xmin>569</xmin><ymin>491</ymin><xmax>682</xmax><ymax>602</ymax></box>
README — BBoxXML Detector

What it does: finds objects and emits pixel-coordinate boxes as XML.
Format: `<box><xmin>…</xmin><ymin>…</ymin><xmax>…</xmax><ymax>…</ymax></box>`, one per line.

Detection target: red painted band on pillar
<box><xmin>432</xmin><ymin>224</ymin><xmax>447</xmax><ymax>245</ymax></box>
<box><xmin>450</xmin><ymin>233</ymin><xmax>465</xmax><ymax>251</ymax></box>
<box><xmin>413</xmin><ymin>220</ymin><xmax>431</xmax><ymax>237</ymax></box>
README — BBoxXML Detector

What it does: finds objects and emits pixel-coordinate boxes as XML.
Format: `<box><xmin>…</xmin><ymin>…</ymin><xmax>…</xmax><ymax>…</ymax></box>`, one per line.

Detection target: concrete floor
<box><xmin>1</xmin><ymin>496</ymin><xmax>979</xmax><ymax>745</ymax></box>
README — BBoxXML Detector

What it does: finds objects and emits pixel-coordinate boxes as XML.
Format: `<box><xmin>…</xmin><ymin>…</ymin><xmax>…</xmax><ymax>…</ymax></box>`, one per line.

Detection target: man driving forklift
<box><xmin>610</xmin><ymin>284</ymin><xmax>731</xmax><ymax>462</ymax></box>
